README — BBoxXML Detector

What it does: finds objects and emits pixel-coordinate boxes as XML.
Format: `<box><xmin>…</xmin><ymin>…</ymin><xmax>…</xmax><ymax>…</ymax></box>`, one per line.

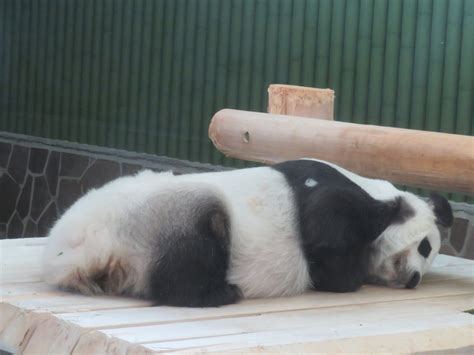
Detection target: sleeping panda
<box><xmin>42</xmin><ymin>159</ymin><xmax>453</xmax><ymax>307</ymax></box>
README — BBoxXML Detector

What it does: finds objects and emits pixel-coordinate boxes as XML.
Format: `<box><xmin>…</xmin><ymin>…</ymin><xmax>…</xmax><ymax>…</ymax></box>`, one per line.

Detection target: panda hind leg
<box><xmin>147</xmin><ymin>200</ymin><xmax>241</xmax><ymax>307</ymax></box>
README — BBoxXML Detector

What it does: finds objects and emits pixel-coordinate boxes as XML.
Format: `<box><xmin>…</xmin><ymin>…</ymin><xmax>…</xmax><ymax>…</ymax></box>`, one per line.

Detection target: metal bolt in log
<box><xmin>209</xmin><ymin>109</ymin><xmax>474</xmax><ymax>194</ymax></box>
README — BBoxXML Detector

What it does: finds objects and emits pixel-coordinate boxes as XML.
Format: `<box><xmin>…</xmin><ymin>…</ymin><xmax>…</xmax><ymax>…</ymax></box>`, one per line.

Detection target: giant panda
<box><xmin>43</xmin><ymin>159</ymin><xmax>453</xmax><ymax>307</ymax></box>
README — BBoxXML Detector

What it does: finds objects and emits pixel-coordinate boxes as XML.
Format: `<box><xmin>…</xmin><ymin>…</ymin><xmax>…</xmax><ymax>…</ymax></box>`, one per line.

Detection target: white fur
<box><xmin>43</xmin><ymin>167</ymin><xmax>312</xmax><ymax>298</ymax></box>
<box><xmin>174</xmin><ymin>167</ymin><xmax>312</xmax><ymax>297</ymax></box>
<box><xmin>43</xmin><ymin>171</ymin><xmax>175</xmax><ymax>295</ymax></box>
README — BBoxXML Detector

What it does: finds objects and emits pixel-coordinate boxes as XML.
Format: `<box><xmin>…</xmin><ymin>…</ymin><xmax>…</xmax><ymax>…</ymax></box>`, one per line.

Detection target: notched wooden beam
<box><xmin>209</xmin><ymin>109</ymin><xmax>474</xmax><ymax>194</ymax></box>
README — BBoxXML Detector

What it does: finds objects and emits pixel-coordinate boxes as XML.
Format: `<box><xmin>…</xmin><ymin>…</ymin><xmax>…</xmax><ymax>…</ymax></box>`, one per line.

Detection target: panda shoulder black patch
<box><xmin>271</xmin><ymin>160</ymin><xmax>398</xmax><ymax>239</ymax></box>
<box><xmin>271</xmin><ymin>159</ymin><xmax>403</xmax><ymax>293</ymax></box>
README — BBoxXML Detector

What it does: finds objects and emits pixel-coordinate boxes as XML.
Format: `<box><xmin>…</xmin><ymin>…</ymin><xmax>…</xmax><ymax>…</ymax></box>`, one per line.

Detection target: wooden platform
<box><xmin>1</xmin><ymin>238</ymin><xmax>473</xmax><ymax>354</ymax></box>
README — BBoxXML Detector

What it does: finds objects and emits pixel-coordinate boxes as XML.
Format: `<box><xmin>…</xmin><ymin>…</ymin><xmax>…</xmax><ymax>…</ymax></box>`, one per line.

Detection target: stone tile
<box><xmin>7</xmin><ymin>145</ymin><xmax>29</xmax><ymax>184</ymax></box>
<box><xmin>7</xmin><ymin>212</ymin><xmax>24</xmax><ymax>238</ymax></box>
<box><xmin>81</xmin><ymin>159</ymin><xmax>120</xmax><ymax>192</ymax></box>
<box><xmin>57</xmin><ymin>178</ymin><xmax>83</xmax><ymax>213</ymax></box>
<box><xmin>0</xmin><ymin>174</ymin><xmax>20</xmax><ymax>223</ymax></box>
<box><xmin>60</xmin><ymin>152</ymin><xmax>90</xmax><ymax>178</ymax></box>
<box><xmin>450</xmin><ymin>218</ymin><xmax>469</xmax><ymax>252</ymax></box>
<box><xmin>122</xmin><ymin>163</ymin><xmax>143</xmax><ymax>176</ymax></box>
<box><xmin>23</xmin><ymin>219</ymin><xmax>38</xmax><ymax>238</ymax></box>
<box><xmin>31</xmin><ymin>176</ymin><xmax>51</xmax><ymax>221</ymax></box>
<box><xmin>439</xmin><ymin>243</ymin><xmax>456</xmax><ymax>257</ymax></box>
<box><xmin>29</xmin><ymin>148</ymin><xmax>49</xmax><ymax>174</ymax></box>
<box><xmin>38</xmin><ymin>202</ymin><xmax>58</xmax><ymax>237</ymax></box>
<box><xmin>17</xmin><ymin>175</ymin><xmax>33</xmax><ymax>219</ymax></box>
<box><xmin>0</xmin><ymin>142</ymin><xmax>12</xmax><ymax>168</ymax></box>
<box><xmin>45</xmin><ymin>151</ymin><xmax>60</xmax><ymax>196</ymax></box>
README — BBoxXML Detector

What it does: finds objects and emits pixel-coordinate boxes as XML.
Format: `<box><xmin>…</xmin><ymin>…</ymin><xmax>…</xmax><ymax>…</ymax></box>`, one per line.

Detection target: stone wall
<box><xmin>1</xmin><ymin>132</ymin><xmax>473</xmax><ymax>259</ymax></box>
<box><xmin>0</xmin><ymin>132</ymin><xmax>224</xmax><ymax>239</ymax></box>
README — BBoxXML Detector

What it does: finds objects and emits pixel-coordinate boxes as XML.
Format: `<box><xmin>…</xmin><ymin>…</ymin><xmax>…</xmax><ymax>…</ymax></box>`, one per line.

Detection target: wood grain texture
<box><xmin>267</xmin><ymin>84</ymin><xmax>334</xmax><ymax>119</ymax></box>
<box><xmin>209</xmin><ymin>109</ymin><xmax>474</xmax><ymax>194</ymax></box>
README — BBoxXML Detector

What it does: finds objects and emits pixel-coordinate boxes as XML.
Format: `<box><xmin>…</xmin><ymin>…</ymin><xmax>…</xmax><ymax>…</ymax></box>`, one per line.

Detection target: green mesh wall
<box><xmin>0</xmin><ymin>0</ymin><xmax>472</xmax><ymax>197</ymax></box>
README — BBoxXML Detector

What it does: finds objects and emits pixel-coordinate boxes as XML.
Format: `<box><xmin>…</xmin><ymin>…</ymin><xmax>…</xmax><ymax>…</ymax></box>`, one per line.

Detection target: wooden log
<box><xmin>209</xmin><ymin>109</ymin><xmax>474</xmax><ymax>194</ymax></box>
<box><xmin>268</xmin><ymin>84</ymin><xmax>334</xmax><ymax>119</ymax></box>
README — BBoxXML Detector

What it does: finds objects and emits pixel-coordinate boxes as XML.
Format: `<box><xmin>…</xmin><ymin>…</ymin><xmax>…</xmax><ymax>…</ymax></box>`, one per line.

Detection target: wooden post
<box><xmin>208</xmin><ymin>109</ymin><xmax>474</xmax><ymax>194</ymax></box>
<box><xmin>268</xmin><ymin>84</ymin><xmax>335</xmax><ymax>120</ymax></box>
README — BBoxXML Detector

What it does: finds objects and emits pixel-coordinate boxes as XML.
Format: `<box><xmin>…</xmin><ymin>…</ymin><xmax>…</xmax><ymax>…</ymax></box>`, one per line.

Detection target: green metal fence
<box><xmin>1</xmin><ymin>1</ymin><xmax>473</xmax><ymax>185</ymax></box>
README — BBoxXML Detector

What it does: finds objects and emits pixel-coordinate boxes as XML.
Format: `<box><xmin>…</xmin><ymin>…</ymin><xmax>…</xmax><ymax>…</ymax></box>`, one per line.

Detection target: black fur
<box><xmin>405</xmin><ymin>271</ymin><xmax>420</xmax><ymax>289</ymax></box>
<box><xmin>147</xmin><ymin>198</ymin><xmax>241</xmax><ymax>307</ymax></box>
<box><xmin>418</xmin><ymin>237</ymin><xmax>432</xmax><ymax>258</ymax></box>
<box><xmin>273</xmin><ymin>160</ymin><xmax>403</xmax><ymax>293</ymax></box>
<box><xmin>429</xmin><ymin>192</ymin><xmax>453</xmax><ymax>227</ymax></box>
<box><xmin>390</xmin><ymin>196</ymin><xmax>415</xmax><ymax>224</ymax></box>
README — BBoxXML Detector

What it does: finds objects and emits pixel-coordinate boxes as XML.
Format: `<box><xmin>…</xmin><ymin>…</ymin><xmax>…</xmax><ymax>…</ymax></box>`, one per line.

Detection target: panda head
<box><xmin>367</xmin><ymin>192</ymin><xmax>453</xmax><ymax>289</ymax></box>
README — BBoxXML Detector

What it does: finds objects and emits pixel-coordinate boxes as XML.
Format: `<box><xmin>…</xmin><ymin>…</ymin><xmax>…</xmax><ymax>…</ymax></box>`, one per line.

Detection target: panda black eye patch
<box><xmin>418</xmin><ymin>237</ymin><xmax>432</xmax><ymax>258</ymax></box>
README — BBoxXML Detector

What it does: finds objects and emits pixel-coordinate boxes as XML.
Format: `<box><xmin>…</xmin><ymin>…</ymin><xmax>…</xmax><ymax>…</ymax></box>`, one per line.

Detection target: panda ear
<box><xmin>387</xmin><ymin>196</ymin><xmax>414</xmax><ymax>225</ymax></box>
<box><xmin>429</xmin><ymin>192</ymin><xmax>453</xmax><ymax>228</ymax></box>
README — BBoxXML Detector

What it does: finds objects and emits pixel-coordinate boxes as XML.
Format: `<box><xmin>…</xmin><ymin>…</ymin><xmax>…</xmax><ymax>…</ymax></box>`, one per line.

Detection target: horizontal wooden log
<box><xmin>209</xmin><ymin>109</ymin><xmax>474</xmax><ymax>194</ymax></box>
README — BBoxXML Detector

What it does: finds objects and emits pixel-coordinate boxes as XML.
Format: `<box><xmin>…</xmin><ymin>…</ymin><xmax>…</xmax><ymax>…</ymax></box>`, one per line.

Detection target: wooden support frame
<box><xmin>209</xmin><ymin>109</ymin><xmax>474</xmax><ymax>194</ymax></box>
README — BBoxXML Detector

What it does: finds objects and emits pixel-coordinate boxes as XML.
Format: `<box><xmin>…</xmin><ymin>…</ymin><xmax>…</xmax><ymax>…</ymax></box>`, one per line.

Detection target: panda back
<box><xmin>174</xmin><ymin>167</ymin><xmax>313</xmax><ymax>298</ymax></box>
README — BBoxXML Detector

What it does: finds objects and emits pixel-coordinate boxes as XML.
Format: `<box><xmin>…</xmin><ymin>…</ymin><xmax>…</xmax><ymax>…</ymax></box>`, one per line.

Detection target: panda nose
<box><xmin>405</xmin><ymin>272</ymin><xmax>421</xmax><ymax>289</ymax></box>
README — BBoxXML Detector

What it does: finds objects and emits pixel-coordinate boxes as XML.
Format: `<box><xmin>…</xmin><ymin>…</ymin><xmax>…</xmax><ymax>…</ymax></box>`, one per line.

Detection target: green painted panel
<box><xmin>0</xmin><ymin>0</ymin><xmax>472</xmax><ymax>200</ymax></box>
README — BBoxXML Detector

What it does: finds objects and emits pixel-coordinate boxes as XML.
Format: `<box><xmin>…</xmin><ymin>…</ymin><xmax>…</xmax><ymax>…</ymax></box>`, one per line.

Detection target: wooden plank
<box><xmin>12</xmin><ymin>292</ymin><xmax>470</xmax><ymax>354</ymax></box>
<box><xmin>65</xmin><ymin>332</ymin><xmax>153</xmax><ymax>355</ymax></box>
<box><xmin>0</xmin><ymin>302</ymin><xmax>150</xmax><ymax>355</ymax></box>
<box><xmin>109</xmin><ymin>296</ymin><xmax>473</xmax><ymax>349</ymax></box>
<box><xmin>92</xmin><ymin>295</ymin><xmax>473</xmax><ymax>344</ymax></box>
<box><xmin>1</xmin><ymin>243</ymin><xmax>45</xmax><ymax>284</ymax></box>
<box><xmin>17</xmin><ymin>315</ymin><xmax>149</xmax><ymax>355</ymax></box>
<box><xmin>208</xmin><ymin>109</ymin><xmax>474</xmax><ymax>194</ymax></box>
<box><xmin>19</xmin><ymin>316</ymin><xmax>85</xmax><ymax>354</ymax></box>
<box><xmin>254</xmin><ymin>326</ymin><xmax>474</xmax><ymax>354</ymax></box>
<box><xmin>424</xmin><ymin>267</ymin><xmax>473</xmax><ymax>282</ymax></box>
<box><xmin>0</xmin><ymin>242</ymin><xmax>45</xmax><ymax>284</ymax></box>
<box><xmin>0</xmin><ymin>282</ymin><xmax>55</xmax><ymax>297</ymax></box>
<box><xmin>55</xmin><ymin>267</ymin><xmax>474</xmax><ymax>329</ymax></box>
<box><xmin>149</xmin><ymin>326</ymin><xmax>473</xmax><ymax>354</ymax></box>
<box><xmin>71</xmin><ymin>330</ymin><xmax>149</xmax><ymax>355</ymax></box>
<box><xmin>0</xmin><ymin>303</ymin><xmax>51</xmax><ymax>353</ymax></box>
<box><xmin>4</xmin><ymin>294</ymin><xmax>151</xmax><ymax>313</ymax></box>
<box><xmin>1</xmin><ymin>252</ymin><xmax>44</xmax><ymax>283</ymax></box>
<box><xmin>1</xmin><ymin>246</ymin><xmax>44</xmax><ymax>266</ymax></box>
<box><xmin>0</xmin><ymin>303</ymin><xmax>111</xmax><ymax>355</ymax></box>
<box><xmin>423</xmin><ymin>264</ymin><xmax>474</xmax><ymax>282</ymax></box>
<box><xmin>267</xmin><ymin>84</ymin><xmax>335</xmax><ymax>120</ymax></box>
<box><xmin>431</xmin><ymin>254</ymin><xmax>474</xmax><ymax>267</ymax></box>
<box><xmin>0</xmin><ymin>238</ymin><xmax>47</xmax><ymax>247</ymax></box>
<box><xmin>0</xmin><ymin>270</ymin><xmax>44</xmax><ymax>284</ymax></box>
